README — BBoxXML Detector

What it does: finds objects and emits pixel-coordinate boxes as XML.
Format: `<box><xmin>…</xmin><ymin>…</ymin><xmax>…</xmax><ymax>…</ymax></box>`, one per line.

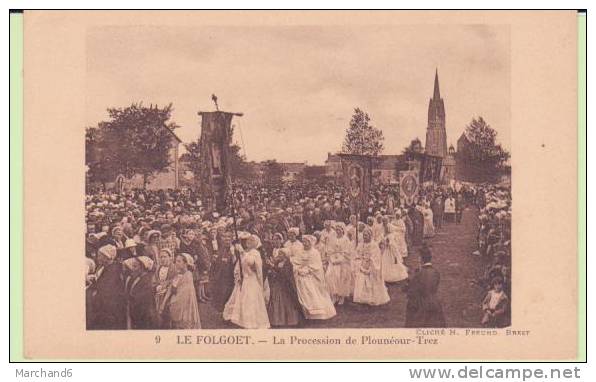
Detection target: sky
<box><xmin>85</xmin><ymin>24</ymin><xmax>510</xmax><ymax>165</ymax></box>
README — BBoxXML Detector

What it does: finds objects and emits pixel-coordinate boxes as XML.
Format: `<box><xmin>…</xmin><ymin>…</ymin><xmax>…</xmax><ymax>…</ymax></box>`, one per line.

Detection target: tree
<box><xmin>341</xmin><ymin>108</ymin><xmax>384</xmax><ymax>156</ymax></box>
<box><xmin>180</xmin><ymin>132</ymin><xmax>254</xmax><ymax>187</ymax></box>
<box><xmin>461</xmin><ymin>116</ymin><xmax>510</xmax><ymax>176</ymax></box>
<box><xmin>180</xmin><ymin>140</ymin><xmax>202</xmax><ymax>185</ymax></box>
<box><xmin>86</xmin><ymin>103</ymin><xmax>180</xmax><ymax>188</ymax></box>
<box><xmin>229</xmin><ymin>142</ymin><xmax>256</xmax><ymax>181</ymax></box>
<box><xmin>262</xmin><ymin>160</ymin><xmax>284</xmax><ymax>185</ymax></box>
<box><xmin>86</xmin><ymin>126</ymin><xmax>119</xmax><ymax>189</ymax></box>
<box><xmin>402</xmin><ymin>137</ymin><xmax>423</xmax><ymax>155</ymax></box>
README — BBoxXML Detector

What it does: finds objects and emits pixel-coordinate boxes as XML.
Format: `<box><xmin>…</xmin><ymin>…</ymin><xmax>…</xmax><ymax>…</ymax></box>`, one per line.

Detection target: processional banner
<box><xmin>399</xmin><ymin>170</ymin><xmax>419</xmax><ymax>206</ymax></box>
<box><xmin>199</xmin><ymin>111</ymin><xmax>235</xmax><ymax>212</ymax></box>
<box><xmin>338</xmin><ymin>154</ymin><xmax>374</xmax><ymax>215</ymax></box>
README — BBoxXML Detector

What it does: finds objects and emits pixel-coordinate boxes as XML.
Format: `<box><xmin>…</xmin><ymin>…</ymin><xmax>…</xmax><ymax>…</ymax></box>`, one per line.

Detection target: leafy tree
<box><xmin>462</xmin><ymin>116</ymin><xmax>510</xmax><ymax>170</ymax></box>
<box><xmin>86</xmin><ymin>126</ymin><xmax>119</xmax><ymax>189</ymax></box>
<box><xmin>402</xmin><ymin>137</ymin><xmax>423</xmax><ymax>155</ymax></box>
<box><xmin>262</xmin><ymin>160</ymin><xmax>284</xmax><ymax>185</ymax></box>
<box><xmin>87</xmin><ymin>103</ymin><xmax>180</xmax><ymax>188</ymax></box>
<box><xmin>180</xmin><ymin>132</ymin><xmax>254</xmax><ymax>187</ymax></box>
<box><xmin>229</xmin><ymin>143</ymin><xmax>255</xmax><ymax>181</ymax></box>
<box><xmin>180</xmin><ymin>140</ymin><xmax>202</xmax><ymax>185</ymax></box>
<box><xmin>341</xmin><ymin>108</ymin><xmax>384</xmax><ymax>156</ymax></box>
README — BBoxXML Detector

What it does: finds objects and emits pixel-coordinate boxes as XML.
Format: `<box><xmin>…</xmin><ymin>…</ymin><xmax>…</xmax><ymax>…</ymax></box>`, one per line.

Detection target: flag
<box><xmin>199</xmin><ymin>111</ymin><xmax>235</xmax><ymax>212</ymax></box>
<box><xmin>338</xmin><ymin>154</ymin><xmax>374</xmax><ymax>214</ymax></box>
<box><xmin>399</xmin><ymin>170</ymin><xmax>419</xmax><ymax>206</ymax></box>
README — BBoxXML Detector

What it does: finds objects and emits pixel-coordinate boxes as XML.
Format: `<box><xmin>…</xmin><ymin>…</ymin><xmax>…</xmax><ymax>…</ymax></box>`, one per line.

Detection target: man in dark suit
<box><xmin>431</xmin><ymin>194</ymin><xmax>444</xmax><ymax>230</ymax></box>
<box><xmin>405</xmin><ymin>245</ymin><xmax>446</xmax><ymax>328</ymax></box>
<box><xmin>455</xmin><ymin>193</ymin><xmax>465</xmax><ymax>224</ymax></box>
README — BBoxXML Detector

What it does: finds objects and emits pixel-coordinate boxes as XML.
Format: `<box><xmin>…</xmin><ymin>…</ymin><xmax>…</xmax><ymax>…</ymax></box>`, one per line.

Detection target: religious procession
<box><xmin>85</xmin><ymin>175</ymin><xmax>511</xmax><ymax>330</ymax></box>
<box><xmin>85</xmin><ymin>73</ymin><xmax>512</xmax><ymax>330</ymax></box>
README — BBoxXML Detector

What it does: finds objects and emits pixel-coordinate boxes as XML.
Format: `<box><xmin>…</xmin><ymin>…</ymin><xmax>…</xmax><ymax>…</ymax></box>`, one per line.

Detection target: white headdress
<box><xmin>181</xmin><ymin>253</ymin><xmax>195</xmax><ymax>268</ymax></box>
<box><xmin>98</xmin><ymin>244</ymin><xmax>117</xmax><ymax>260</ymax></box>
<box><xmin>137</xmin><ymin>256</ymin><xmax>154</xmax><ymax>271</ymax></box>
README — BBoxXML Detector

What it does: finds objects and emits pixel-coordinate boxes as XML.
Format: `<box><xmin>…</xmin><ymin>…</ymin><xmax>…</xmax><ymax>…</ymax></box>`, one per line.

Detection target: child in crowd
<box><xmin>481</xmin><ymin>277</ymin><xmax>509</xmax><ymax>328</ymax></box>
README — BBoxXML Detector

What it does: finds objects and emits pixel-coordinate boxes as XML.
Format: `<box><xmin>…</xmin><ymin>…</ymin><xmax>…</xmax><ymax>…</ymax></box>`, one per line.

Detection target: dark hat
<box><xmin>419</xmin><ymin>243</ymin><xmax>432</xmax><ymax>262</ymax></box>
<box><xmin>491</xmin><ymin>276</ymin><xmax>504</xmax><ymax>286</ymax></box>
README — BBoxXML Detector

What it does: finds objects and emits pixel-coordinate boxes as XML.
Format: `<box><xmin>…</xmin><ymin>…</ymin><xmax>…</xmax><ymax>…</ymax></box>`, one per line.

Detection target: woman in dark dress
<box><xmin>85</xmin><ymin>258</ymin><xmax>97</xmax><ymax>330</ymax></box>
<box><xmin>266</xmin><ymin>233</ymin><xmax>301</xmax><ymax>327</ymax></box>
<box><xmin>403</xmin><ymin>209</ymin><xmax>414</xmax><ymax>256</ymax></box>
<box><xmin>92</xmin><ymin>244</ymin><xmax>126</xmax><ymax>329</ymax></box>
<box><xmin>209</xmin><ymin>231</ymin><xmax>237</xmax><ymax>312</ymax></box>
<box><xmin>123</xmin><ymin>256</ymin><xmax>157</xmax><ymax>329</ymax></box>
<box><xmin>409</xmin><ymin>205</ymin><xmax>424</xmax><ymax>247</ymax></box>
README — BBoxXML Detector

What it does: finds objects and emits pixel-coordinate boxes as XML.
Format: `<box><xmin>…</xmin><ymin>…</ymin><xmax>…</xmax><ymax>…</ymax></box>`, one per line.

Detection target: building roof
<box><xmin>458</xmin><ymin>132</ymin><xmax>470</xmax><ymax>144</ymax></box>
<box><xmin>326</xmin><ymin>153</ymin><xmax>342</xmax><ymax>163</ymax></box>
<box><xmin>280</xmin><ymin>162</ymin><xmax>306</xmax><ymax>172</ymax></box>
<box><xmin>376</xmin><ymin>155</ymin><xmax>405</xmax><ymax>170</ymax></box>
<box><xmin>326</xmin><ymin>153</ymin><xmax>406</xmax><ymax>170</ymax></box>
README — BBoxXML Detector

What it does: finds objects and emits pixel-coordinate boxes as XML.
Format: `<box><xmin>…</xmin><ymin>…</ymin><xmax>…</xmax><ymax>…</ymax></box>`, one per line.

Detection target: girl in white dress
<box><xmin>283</xmin><ymin>227</ymin><xmax>304</xmax><ymax>260</ymax></box>
<box><xmin>292</xmin><ymin>236</ymin><xmax>336</xmax><ymax>320</ymax></box>
<box><xmin>391</xmin><ymin>212</ymin><xmax>409</xmax><ymax>259</ymax></box>
<box><xmin>380</xmin><ymin>217</ymin><xmax>409</xmax><ymax>283</ymax></box>
<box><xmin>422</xmin><ymin>203</ymin><xmax>435</xmax><ymax>238</ymax></box>
<box><xmin>325</xmin><ymin>223</ymin><xmax>353</xmax><ymax>305</ymax></box>
<box><xmin>372</xmin><ymin>213</ymin><xmax>385</xmax><ymax>242</ymax></box>
<box><xmin>223</xmin><ymin>235</ymin><xmax>270</xmax><ymax>329</ymax></box>
<box><xmin>313</xmin><ymin>231</ymin><xmax>324</xmax><ymax>255</ymax></box>
<box><xmin>346</xmin><ymin>215</ymin><xmax>359</xmax><ymax>246</ymax></box>
<box><xmin>353</xmin><ymin>227</ymin><xmax>390</xmax><ymax>306</ymax></box>
<box><xmin>356</xmin><ymin>222</ymin><xmax>366</xmax><ymax>244</ymax></box>
<box><xmin>319</xmin><ymin>220</ymin><xmax>337</xmax><ymax>268</ymax></box>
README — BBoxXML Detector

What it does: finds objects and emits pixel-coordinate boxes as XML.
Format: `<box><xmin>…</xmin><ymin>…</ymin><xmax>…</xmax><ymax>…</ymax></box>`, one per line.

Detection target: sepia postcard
<box><xmin>21</xmin><ymin>10</ymin><xmax>580</xmax><ymax>360</ymax></box>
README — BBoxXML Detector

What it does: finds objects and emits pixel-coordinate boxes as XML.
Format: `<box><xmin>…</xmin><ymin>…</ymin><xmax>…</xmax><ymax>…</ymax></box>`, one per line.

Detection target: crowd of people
<box><xmin>471</xmin><ymin>185</ymin><xmax>512</xmax><ymax>328</ymax></box>
<box><xmin>84</xmin><ymin>179</ymin><xmax>511</xmax><ymax>330</ymax></box>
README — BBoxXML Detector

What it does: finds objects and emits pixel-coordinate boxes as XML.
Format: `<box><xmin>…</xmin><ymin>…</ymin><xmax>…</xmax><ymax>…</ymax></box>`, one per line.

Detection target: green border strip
<box><xmin>577</xmin><ymin>12</ymin><xmax>586</xmax><ymax>363</ymax></box>
<box><xmin>10</xmin><ymin>12</ymin><xmax>24</xmax><ymax>362</ymax></box>
<box><xmin>8</xmin><ymin>13</ymin><xmax>588</xmax><ymax>363</ymax></box>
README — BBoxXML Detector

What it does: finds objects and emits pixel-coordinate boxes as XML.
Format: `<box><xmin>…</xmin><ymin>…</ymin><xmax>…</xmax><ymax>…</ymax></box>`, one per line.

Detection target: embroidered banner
<box><xmin>399</xmin><ymin>170</ymin><xmax>419</xmax><ymax>206</ymax></box>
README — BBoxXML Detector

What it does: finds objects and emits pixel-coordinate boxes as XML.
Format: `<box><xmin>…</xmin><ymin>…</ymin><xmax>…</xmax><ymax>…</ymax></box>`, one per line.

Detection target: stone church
<box><xmin>425</xmin><ymin>69</ymin><xmax>448</xmax><ymax>158</ymax></box>
<box><xmin>424</xmin><ymin>69</ymin><xmax>456</xmax><ymax>184</ymax></box>
<box><xmin>423</xmin><ymin>70</ymin><xmax>508</xmax><ymax>184</ymax></box>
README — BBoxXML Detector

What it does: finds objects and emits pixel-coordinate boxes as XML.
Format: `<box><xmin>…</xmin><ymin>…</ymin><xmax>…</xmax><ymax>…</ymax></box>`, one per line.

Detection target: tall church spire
<box><xmin>433</xmin><ymin>68</ymin><xmax>441</xmax><ymax>99</ymax></box>
<box><xmin>425</xmin><ymin>68</ymin><xmax>447</xmax><ymax>158</ymax></box>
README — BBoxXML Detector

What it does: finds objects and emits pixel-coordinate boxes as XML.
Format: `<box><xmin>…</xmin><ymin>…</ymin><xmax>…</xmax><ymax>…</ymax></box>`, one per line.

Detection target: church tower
<box><xmin>424</xmin><ymin>69</ymin><xmax>448</xmax><ymax>158</ymax></box>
